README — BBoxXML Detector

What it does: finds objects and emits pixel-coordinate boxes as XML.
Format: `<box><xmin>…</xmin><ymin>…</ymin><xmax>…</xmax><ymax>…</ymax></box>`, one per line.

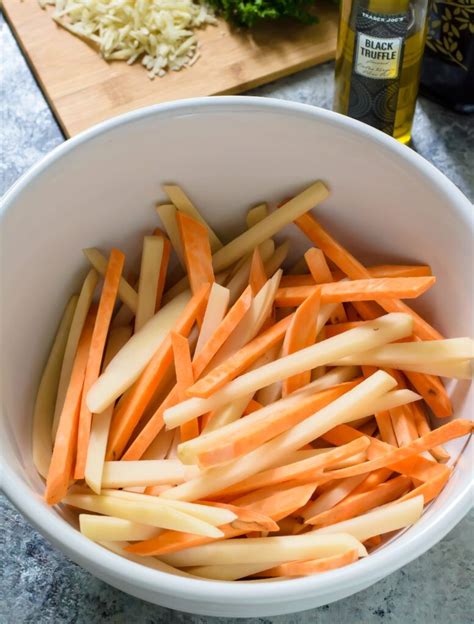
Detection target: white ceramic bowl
<box><xmin>1</xmin><ymin>97</ymin><xmax>473</xmax><ymax>618</ymax></box>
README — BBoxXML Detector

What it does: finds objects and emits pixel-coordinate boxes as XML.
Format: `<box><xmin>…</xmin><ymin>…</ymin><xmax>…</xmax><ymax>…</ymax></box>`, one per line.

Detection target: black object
<box><xmin>420</xmin><ymin>1</ymin><xmax>474</xmax><ymax>113</ymax></box>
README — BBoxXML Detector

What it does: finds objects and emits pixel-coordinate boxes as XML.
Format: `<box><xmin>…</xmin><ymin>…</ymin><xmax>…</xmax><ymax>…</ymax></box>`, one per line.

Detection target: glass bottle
<box><xmin>334</xmin><ymin>0</ymin><xmax>430</xmax><ymax>143</ymax></box>
<box><xmin>420</xmin><ymin>1</ymin><xmax>474</xmax><ymax>113</ymax></box>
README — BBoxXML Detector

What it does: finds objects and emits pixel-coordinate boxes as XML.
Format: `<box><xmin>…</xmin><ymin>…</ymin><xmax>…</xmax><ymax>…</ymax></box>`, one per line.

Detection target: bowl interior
<box><xmin>1</xmin><ymin>98</ymin><xmax>473</xmax><ymax>613</ymax></box>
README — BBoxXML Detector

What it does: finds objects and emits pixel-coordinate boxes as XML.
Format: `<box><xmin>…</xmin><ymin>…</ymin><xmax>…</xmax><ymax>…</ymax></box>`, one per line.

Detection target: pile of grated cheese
<box><xmin>39</xmin><ymin>0</ymin><xmax>217</xmax><ymax>78</ymax></box>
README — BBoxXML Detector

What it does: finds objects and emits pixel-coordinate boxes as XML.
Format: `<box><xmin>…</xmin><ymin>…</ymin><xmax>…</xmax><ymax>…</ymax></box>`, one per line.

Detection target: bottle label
<box><xmin>348</xmin><ymin>8</ymin><xmax>409</xmax><ymax>135</ymax></box>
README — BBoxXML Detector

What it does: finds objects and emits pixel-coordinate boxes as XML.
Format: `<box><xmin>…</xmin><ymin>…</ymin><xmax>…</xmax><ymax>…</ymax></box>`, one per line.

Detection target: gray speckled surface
<box><xmin>1</xmin><ymin>11</ymin><xmax>473</xmax><ymax>624</ymax></box>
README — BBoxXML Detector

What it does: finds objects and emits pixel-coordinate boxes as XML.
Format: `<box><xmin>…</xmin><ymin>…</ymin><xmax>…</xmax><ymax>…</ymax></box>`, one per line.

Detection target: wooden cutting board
<box><xmin>3</xmin><ymin>0</ymin><xmax>338</xmax><ymax>137</ymax></box>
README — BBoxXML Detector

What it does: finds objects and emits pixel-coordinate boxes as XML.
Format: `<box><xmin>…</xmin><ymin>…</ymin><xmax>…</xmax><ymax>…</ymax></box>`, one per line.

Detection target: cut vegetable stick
<box><xmin>280</xmin><ymin>264</ymin><xmax>433</xmax><ymax>288</ymax></box>
<box><xmin>101</xmin><ymin>460</ymin><xmax>200</xmax><ymax>488</ymax></box>
<box><xmin>211</xmin><ymin>181</ymin><xmax>329</xmax><ymax>273</ymax></box>
<box><xmin>275</xmin><ymin>276</ymin><xmax>436</xmax><ymax>307</ymax></box>
<box><xmin>45</xmin><ymin>309</ymin><xmax>96</xmax><ymax>505</ymax></box>
<box><xmin>75</xmin><ymin>249</ymin><xmax>125</xmax><ymax>479</ymax></box>
<box><xmin>152</xmin><ymin>228</ymin><xmax>171</xmax><ymax>312</ymax></box>
<box><xmin>87</xmin><ymin>288</ymin><xmax>193</xmax><ymax>414</ymax></box>
<box><xmin>156</xmin><ymin>203</ymin><xmax>186</xmax><ymax>268</ymax></box>
<box><xmin>52</xmin><ymin>270</ymin><xmax>99</xmax><ymax>438</ymax></box>
<box><xmin>177</xmin><ymin>212</ymin><xmax>214</xmax><ymax>296</ymax></box>
<box><xmin>164</xmin><ymin>313</ymin><xmax>413</xmax><ymax>428</ymax></box>
<box><xmin>178</xmin><ymin>373</ymin><xmax>361</xmax><ymax>467</ymax></box>
<box><xmin>172</xmin><ymin>332</ymin><xmax>199</xmax><ymax>443</ymax></box>
<box><xmin>162</xmin><ymin>184</ymin><xmax>222</xmax><ymax>253</ymax></box>
<box><xmin>295</xmin><ymin>212</ymin><xmax>443</xmax><ymax>341</ymax></box>
<box><xmin>260</xmin><ymin>548</ymin><xmax>359</xmax><ymax>577</ymax></box>
<box><xmin>188</xmin><ymin>562</ymin><xmax>279</xmax><ymax>581</ymax></box>
<box><xmin>282</xmin><ymin>287</ymin><xmax>321</xmax><ymax>396</ymax></box>
<box><xmin>336</xmin><ymin>359</ymin><xmax>472</xmax><ymax>380</ymax></box>
<box><xmin>264</xmin><ymin>240</ymin><xmax>290</xmax><ymax>278</ymax></box>
<box><xmin>106</xmin><ymin>286</ymin><xmax>209</xmax><ymax>459</ymax></box>
<box><xmin>246</xmin><ymin>203</ymin><xmax>268</xmax><ymax>228</ymax></box>
<box><xmin>352</xmin><ymin>303</ymin><xmax>453</xmax><ymax>418</ymax></box>
<box><xmin>33</xmin><ymin>296</ymin><xmax>78</xmax><ymax>478</ymax></box>
<box><xmin>64</xmin><ymin>494</ymin><xmax>223</xmax><ymax>537</ymax></box>
<box><xmin>334</xmin><ymin>339</ymin><xmax>474</xmax><ymax>367</ymax></box>
<box><xmin>194</xmin><ymin>284</ymin><xmax>229</xmax><ymax>357</ymax></box>
<box><xmin>214</xmin><ymin>438</ymin><xmax>370</xmax><ymax>498</ymax></box>
<box><xmin>83</xmin><ymin>248</ymin><xmax>137</xmax><ymax>312</ymax></box>
<box><xmin>192</xmin><ymin>286</ymin><xmax>253</xmax><ymax>380</ymax></box>
<box><xmin>189</xmin><ymin>315</ymin><xmax>292</xmax><ymax>398</ymax></box>
<box><xmin>305</xmin><ymin>247</ymin><xmax>347</xmax><ymax>324</ymax></box>
<box><xmin>314</xmin><ymin>495</ymin><xmax>424</xmax><ymax>541</ymax></box>
<box><xmin>101</xmin><ymin>540</ymin><xmax>194</xmax><ymax>578</ymax></box>
<box><xmin>161</xmin><ymin>532</ymin><xmax>366</xmax><ymax>568</ymax></box>
<box><xmin>364</xmin><ymin>264</ymin><xmax>433</xmax><ymax>279</ymax></box>
<box><xmin>411</xmin><ymin>402</ymin><xmax>450</xmax><ymax>463</ymax></box>
<box><xmin>226</xmin><ymin>239</ymin><xmax>274</xmax><ymax>305</ymax></box>
<box><xmin>101</xmin><ymin>489</ymin><xmax>237</xmax><ymax>526</ymax></box>
<box><xmin>299</xmin><ymin>475</ymin><xmax>368</xmax><ymax>522</ymax></box>
<box><xmin>135</xmin><ymin>236</ymin><xmax>165</xmax><ymax>332</ymax></box>
<box><xmin>320</xmin><ymin>420</ymin><xmax>472</xmax><ymax>480</ymax></box>
<box><xmin>306</xmin><ymin>475</ymin><xmax>412</xmax><ymax>526</ymax></box>
<box><xmin>249</xmin><ymin>247</ymin><xmax>267</xmax><ymax>294</ymax></box>
<box><xmin>162</xmin><ymin>371</ymin><xmax>398</xmax><ymax>501</ymax></box>
<box><xmin>79</xmin><ymin>514</ymin><xmax>161</xmax><ymax>542</ymax></box>
<box><xmin>85</xmin><ymin>326</ymin><xmax>132</xmax><ymax>493</ymax></box>
<box><xmin>126</xmin><ymin>493</ymin><xmax>295</xmax><ymax>557</ymax></box>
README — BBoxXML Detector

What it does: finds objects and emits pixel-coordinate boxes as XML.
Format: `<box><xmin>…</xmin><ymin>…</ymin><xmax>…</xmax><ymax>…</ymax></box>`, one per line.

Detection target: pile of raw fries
<box><xmin>33</xmin><ymin>181</ymin><xmax>473</xmax><ymax>581</ymax></box>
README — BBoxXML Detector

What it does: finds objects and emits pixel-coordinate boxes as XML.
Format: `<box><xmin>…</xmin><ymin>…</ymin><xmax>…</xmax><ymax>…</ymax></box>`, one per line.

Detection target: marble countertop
<box><xmin>1</xmin><ymin>12</ymin><xmax>473</xmax><ymax>624</ymax></box>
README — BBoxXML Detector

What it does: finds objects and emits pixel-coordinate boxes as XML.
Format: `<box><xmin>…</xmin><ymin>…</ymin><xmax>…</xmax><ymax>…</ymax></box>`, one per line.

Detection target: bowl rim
<box><xmin>1</xmin><ymin>95</ymin><xmax>473</xmax><ymax>606</ymax></box>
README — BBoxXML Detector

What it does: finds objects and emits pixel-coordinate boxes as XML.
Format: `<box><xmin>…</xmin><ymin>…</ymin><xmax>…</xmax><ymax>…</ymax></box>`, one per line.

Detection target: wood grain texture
<box><xmin>3</xmin><ymin>0</ymin><xmax>338</xmax><ymax>136</ymax></box>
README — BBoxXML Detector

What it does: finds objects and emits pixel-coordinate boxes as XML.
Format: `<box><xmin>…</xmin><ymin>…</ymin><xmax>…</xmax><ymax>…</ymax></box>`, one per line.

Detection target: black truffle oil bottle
<box><xmin>334</xmin><ymin>0</ymin><xmax>430</xmax><ymax>143</ymax></box>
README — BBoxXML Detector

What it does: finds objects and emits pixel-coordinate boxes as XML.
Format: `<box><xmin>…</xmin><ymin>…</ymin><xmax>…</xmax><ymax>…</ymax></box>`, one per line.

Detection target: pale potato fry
<box><xmin>161</xmin><ymin>532</ymin><xmax>366</xmax><ymax>567</ymax></box>
<box><xmin>314</xmin><ymin>496</ymin><xmax>424</xmax><ymax>541</ymax></box>
<box><xmin>162</xmin><ymin>184</ymin><xmax>223</xmax><ymax>253</ymax></box>
<box><xmin>80</xmin><ymin>514</ymin><xmax>161</xmax><ymax>541</ymax></box>
<box><xmin>65</xmin><ymin>494</ymin><xmax>224</xmax><ymax>537</ymax></box>
<box><xmin>211</xmin><ymin>181</ymin><xmax>329</xmax><ymax>272</ymax></box>
<box><xmin>85</xmin><ymin>326</ymin><xmax>133</xmax><ymax>493</ymax></box>
<box><xmin>101</xmin><ymin>459</ymin><xmax>200</xmax><ymax>488</ymax></box>
<box><xmin>52</xmin><ymin>270</ymin><xmax>98</xmax><ymax>438</ymax></box>
<box><xmin>156</xmin><ymin>203</ymin><xmax>185</xmax><ymax>268</ymax></box>
<box><xmin>33</xmin><ymin>296</ymin><xmax>78</xmax><ymax>478</ymax></box>
<box><xmin>102</xmin><ymin>489</ymin><xmax>236</xmax><ymax>526</ymax></box>
<box><xmin>246</xmin><ymin>203</ymin><xmax>268</xmax><ymax>228</ymax></box>
<box><xmin>135</xmin><ymin>236</ymin><xmax>165</xmax><ymax>332</ymax></box>
<box><xmin>87</xmin><ymin>289</ymin><xmax>191</xmax><ymax>413</ymax></box>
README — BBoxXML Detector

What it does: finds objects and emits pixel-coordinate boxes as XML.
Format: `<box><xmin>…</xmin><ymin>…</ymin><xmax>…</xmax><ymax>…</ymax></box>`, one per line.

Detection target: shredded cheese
<box><xmin>39</xmin><ymin>0</ymin><xmax>217</xmax><ymax>78</ymax></box>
